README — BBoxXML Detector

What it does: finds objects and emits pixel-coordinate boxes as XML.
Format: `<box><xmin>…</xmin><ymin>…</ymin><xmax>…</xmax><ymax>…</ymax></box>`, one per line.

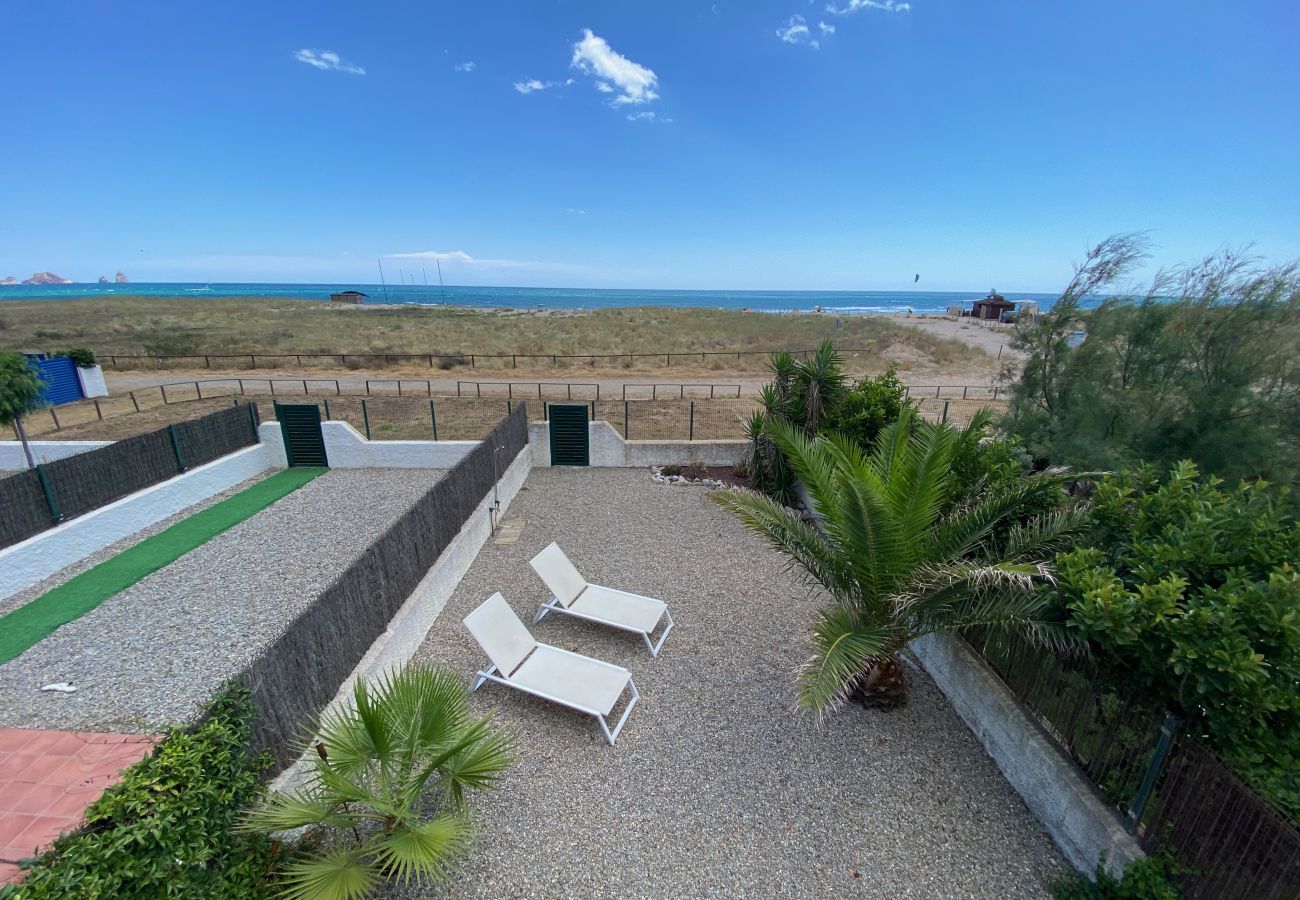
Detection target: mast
<box><xmin>436</xmin><ymin>259</ymin><xmax>447</xmax><ymax>304</ymax></box>
<box><xmin>377</xmin><ymin>258</ymin><xmax>390</xmax><ymax>303</ymax></box>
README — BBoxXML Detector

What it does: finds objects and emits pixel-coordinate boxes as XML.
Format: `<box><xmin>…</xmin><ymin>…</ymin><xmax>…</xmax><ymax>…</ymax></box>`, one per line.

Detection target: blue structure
<box><xmin>23</xmin><ymin>354</ymin><xmax>85</xmax><ymax>406</ymax></box>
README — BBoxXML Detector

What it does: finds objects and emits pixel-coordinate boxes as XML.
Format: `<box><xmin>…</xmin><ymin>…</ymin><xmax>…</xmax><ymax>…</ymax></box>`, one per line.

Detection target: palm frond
<box><xmin>238</xmin><ymin>792</ymin><xmax>352</xmax><ymax>833</ymax></box>
<box><xmin>279</xmin><ymin>848</ymin><xmax>379</xmax><ymax>900</ymax></box>
<box><xmin>369</xmin><ymin>811</ymin><xmax>473</xmax><ymax>885</ymax></box>
<box><xmin>798</xmin><ymin>605</ymin><xmax>894</xmax><ymax>717</ymax></box>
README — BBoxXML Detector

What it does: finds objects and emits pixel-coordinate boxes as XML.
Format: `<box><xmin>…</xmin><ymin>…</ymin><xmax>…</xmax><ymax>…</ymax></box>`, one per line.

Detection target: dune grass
<box><xmin>0</xmin><ymin>467</ymin><xmax>325</xmax><ymax>665</ymax></box>
<box><xmin>0</xmin><ymin>296</ymin><xmax>984</xmax><ymax>367</ymax></box>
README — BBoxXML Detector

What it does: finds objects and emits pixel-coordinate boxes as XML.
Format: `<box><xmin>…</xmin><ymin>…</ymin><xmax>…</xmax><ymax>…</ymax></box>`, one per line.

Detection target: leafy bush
<box><xmin>1003</xmin><ymin>235</ymin><xmax>1300</xmax><ymax>493</ymax></box>
<box><xmin>820</xmin><ymin>366</ymin><xmax>911</xmax><ymax>449</ymax></box>
<box><xmin>4</xmin><ymin>687</ymin><xmax>288</xmax><ymax>898</ymax></box>
<box><xmin>60</xmin><ymin>348</ymin><xmax>96</xmax><ymax>368</ymax></box>
<box><xmin>1057</xmin><ymin>462</ymin><xmax>1300</xmax><ymax>819</ymax></box>
<box><xmin>242</xmin><ymin>665</ymin><xmax>513</xmax><ymax>900</ymax></box>
<box><xmin>1050</xmin><ymin>854</ymin><xmax>1183</xmax><ymax>900</ymax></box>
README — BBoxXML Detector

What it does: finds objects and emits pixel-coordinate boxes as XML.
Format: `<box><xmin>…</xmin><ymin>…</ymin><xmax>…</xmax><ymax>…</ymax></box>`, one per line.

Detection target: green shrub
<box><xmin>60</xmin><ymin>348</ymin><xmax>96</xmax><ymax>368</ymax></box>
<box><xmin>1050</xmin><ymin>854</ymin><xmax>1183</xmax><ymax>900</ymax></box>
<box><xmin>4</xmin><ymin>687</ymin><xmax>288</xmax><ymax>898</ymax></box>
<box><xmin>821</xmin><ymin>366</ymin><xmax>912</xmax><ymax>448</ymax></box>
<box><xmin>1058</xmin><ymin>461</ymin><xmax>1300</xmax><ymax>819</ymax></box>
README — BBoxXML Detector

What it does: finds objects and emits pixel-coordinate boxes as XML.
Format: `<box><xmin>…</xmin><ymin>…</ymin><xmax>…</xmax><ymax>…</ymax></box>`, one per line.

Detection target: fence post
<box><xmin>130</xmin><ymin>391</ymin><xmax>140</xmax><ymax>412</ymax></box>
<box><xmin>168</xmin><ymin>425</ymin><xmax>188</xmax><ymax>472</ymax></box>
<box><xmin>942</xmin><ymin>401</ymin><xmax>949</xmax><ymax>423</ymax></box>
<box><xmin>430</xmin><ymin>400</ymin><xmax>439</xmax><ymax>440</ymax></box>
<box><xmin>35</xmin><ymin>464</ymin><xmax>62</xmax><ymax>523</ymax></box>
<box><xmin>689</xmin><ymin>401</ymin><xmax>695</xmax><ymax>440</ymax></box>
<box><xmin>247</xmin><ymin>400</ymin><xmax>260</xmax><ymax>442</ymax></box>
<box><xmin>94</xmin><ymin>400</ymin><xmax>103</xmax><ymax>420</ymax></box>
<box><xmin>361</xmin><ymin>399</ymin><xmax>371</xmax><ymax>439</ymax></box>
<box><xmin>624</xmin><ymin>401</ymin><xmax>629</xmax><ymax>438</ymax></box>
<box><xmin>50</xmin><ymin>407</ymin><xmax>61</xmax><ymax>430</ymax></box>
<box><xmin>1127</xmin><ymin>712</ymin><xmax>1181</xmax><ymax>830</ymax></box>
<box><xmin>323</xmin><ymin>399</ymin><xmax>331</xmax><ymax>420</ymax></box>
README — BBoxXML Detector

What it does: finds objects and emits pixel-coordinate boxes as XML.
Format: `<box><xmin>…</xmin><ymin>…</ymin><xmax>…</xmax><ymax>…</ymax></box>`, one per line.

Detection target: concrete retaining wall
<box><xmin>529</xmin><ymin>420</ymin><xmax>746</xmax><ymax>468</ymax></box>
<box><xmin>909</xmin><ymin>633</ymin><xmax>1143</xmax><ymax>878</ymax></box>
<box><xmin>0</xmin><ymin>440</ymin><xmax>114</xmax><ymax>467</ymax></box>
<box><xmin>272</xmin><ymin>446</ymin><xmax>533</xmax><ymax>794</ymax></box>
<box><xmin>255</xmin><ymin>420</ymin><xmax>476</xmax><ymax>469</ymax></box>
<box><xmin>0</xmin><ymin>442</ymin><xmax>281</xmax><ymax>601</ymax></box>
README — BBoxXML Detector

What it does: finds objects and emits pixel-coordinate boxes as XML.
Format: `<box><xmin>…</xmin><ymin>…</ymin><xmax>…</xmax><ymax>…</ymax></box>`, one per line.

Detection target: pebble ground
<box><xmin>386</xmin><ymin>467</ymin><xmax>1068</xmax><ymax>899</ymax></box>
<box><xmin>0</xmin><ymin>468</ymin><xmax>445</xmax><ymax>733</ymax></box>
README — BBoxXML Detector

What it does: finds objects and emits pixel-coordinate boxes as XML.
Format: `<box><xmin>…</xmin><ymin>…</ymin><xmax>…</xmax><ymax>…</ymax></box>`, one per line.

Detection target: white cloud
<box><xmin>625</xmin><ymin>110</ymin><xmax>672</xmax><ymax>123</ymax></box>
<box><xmin>513</xmin><ymin>79</ymin><xmax>550</xmax><ymax>94</ymax></box>
<box><xmin>293</xmin><ymin>49</ymin><xmax>366</xmax><ymax>75</ymax></box>
<box><xmin>819</xmin><ymin>21</ymin><xmax>836</xmax><ymax>35</ymax></box>
<box><xmin>776</xmin><ymin>15</ymin><xmax>819</xmax><ymax>48</ymax></box>
<box><xmin>570</xmin><ymin>29</ymin><xmax>659</xmax><ymax>106</ymax></box>
<box><xmin>454</xmin><ymin>61</ymin><xmax>476</xmax><ymax>72</ymax></box>
<box><xmin>825</xmin><ymin>0</ymin><xmax>911</xmax><ymax>14</ymax></box>
<box><xmin>564</xmin><ymin>208</ymin><xmax>588</xmax><ymax>215</ymax></box>
<box><xmin>385</xmin><ymin>249</ymin><xmax>590</xmax><ymax>275</ymax></box>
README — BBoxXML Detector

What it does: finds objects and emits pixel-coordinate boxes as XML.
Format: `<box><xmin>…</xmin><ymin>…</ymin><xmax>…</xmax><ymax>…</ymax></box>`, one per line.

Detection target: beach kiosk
<box><xmin>330</xmin><ymin>290</ymin><xmax>368</xmax><ymax>304</ymax></box>
<box><xmin>971</xmin><ymin>291</ymin><xmax>1014</xmax><ymax>321</ymax></box>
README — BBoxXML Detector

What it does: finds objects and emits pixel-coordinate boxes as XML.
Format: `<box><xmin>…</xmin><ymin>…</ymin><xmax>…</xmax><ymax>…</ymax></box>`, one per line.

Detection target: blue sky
<box><xmin>1</xmin><ymin>0</ymin><xmax>1297</xmax><ymax>291</ymax></box>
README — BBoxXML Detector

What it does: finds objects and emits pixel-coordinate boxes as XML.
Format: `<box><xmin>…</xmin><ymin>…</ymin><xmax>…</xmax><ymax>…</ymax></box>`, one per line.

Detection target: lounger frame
<box><xmin>470</xmin><ymin>646</ymin><xmax>641</xmax><ymax>745</ymax></box>
<box><xmin>534</xmin><ymin>593</ymin><xmax>675</xmax><ymax>657</ymax></box>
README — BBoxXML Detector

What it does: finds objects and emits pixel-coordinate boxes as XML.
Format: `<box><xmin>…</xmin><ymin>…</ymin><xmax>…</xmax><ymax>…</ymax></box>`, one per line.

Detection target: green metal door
<box><xmin>275</xmin><ymin>403</ymin><xmax>329</xmax><ymax>468</ymax></box>
<box><xmin>548</xmin><ymin>404</ymin><xmax>589</xmax><ymax>466</ymax></box>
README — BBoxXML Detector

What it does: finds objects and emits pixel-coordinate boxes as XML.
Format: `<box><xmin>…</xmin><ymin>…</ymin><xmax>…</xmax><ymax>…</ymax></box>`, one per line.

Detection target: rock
<box><xmin>115</xmin><ymin>270</ymin><xmax>129</xmax><ymax>283</ymax></box>
<box><xmin>21</xmin><ymin>271</ymin><xmax>73</xmax><ymax>285</ymax></box>
<box><xmin>98</xmin><ymin>275</ymin><xmax>109</xmax><ymax>283</ymax></box>
<box><xmin>0</xmin><ymin>276</ymin><xmax>16</xmax><ymax>285</ymax></box>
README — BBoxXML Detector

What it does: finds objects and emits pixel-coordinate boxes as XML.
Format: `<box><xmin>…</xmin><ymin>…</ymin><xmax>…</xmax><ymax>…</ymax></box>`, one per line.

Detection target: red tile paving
<box><xmin>0</xmin><ymin>727</ymin><xmax>160</xmax><ymax>885</ymax></box>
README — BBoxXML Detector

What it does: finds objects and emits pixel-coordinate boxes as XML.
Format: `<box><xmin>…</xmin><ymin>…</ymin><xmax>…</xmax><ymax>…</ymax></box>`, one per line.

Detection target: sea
<box><xmin>0</xmin><ymin>283</ymin><xmax>1059</xmax><ymax>315</ymax></box>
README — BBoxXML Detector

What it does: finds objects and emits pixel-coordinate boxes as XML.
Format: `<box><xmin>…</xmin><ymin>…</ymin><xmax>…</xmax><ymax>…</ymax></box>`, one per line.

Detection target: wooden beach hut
<box><xmin>330</xmin><ymin>290</ymin><xmax>368</xmax><ymax>304</ymax></box>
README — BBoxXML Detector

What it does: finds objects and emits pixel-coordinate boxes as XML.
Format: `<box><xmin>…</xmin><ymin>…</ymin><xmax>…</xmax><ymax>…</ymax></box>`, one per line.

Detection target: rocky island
<box><xmin>21</xmin><ymin>271</ymin><xmax>73</xmax><ymax>285</ymax></box>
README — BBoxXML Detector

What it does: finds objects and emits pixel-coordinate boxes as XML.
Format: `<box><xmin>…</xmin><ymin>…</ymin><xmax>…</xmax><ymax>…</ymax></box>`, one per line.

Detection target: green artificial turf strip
<box><xmin>0</xmin><ymin>467</ymin><xmax>326</xmax><ymax>665</ymax></box>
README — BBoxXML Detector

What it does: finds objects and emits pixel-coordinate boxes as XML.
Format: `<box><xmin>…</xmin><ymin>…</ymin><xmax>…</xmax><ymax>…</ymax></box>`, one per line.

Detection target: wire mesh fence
<box><xmin>0</xmin><ymin>404</ymin><xmax>259</xmax><ymax>549</ymax></box>
<box><xmin>963</xmin><ymin>628</ymin><xmax>1300</xmax><ymax>898</ymax></box>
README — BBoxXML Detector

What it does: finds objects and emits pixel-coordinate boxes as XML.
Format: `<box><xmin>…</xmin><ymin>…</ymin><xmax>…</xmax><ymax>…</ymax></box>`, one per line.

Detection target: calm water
<box><xmin>0</xmin><ymin>283</ymin><xmax>1059</xmax><ymax>315</ymax></box>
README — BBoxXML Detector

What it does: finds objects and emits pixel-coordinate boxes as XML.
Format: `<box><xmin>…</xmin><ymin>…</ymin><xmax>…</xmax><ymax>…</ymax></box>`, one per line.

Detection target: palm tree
<box><xmin>0</xmin><ymin>352</ymin><xmax>45</xmax><ymax>469</ymax></box>
<box><xmin>242</xmin><ymin>666</ymin><xmax>513</xmax><ymax>900</ymax></box>
<box><xmin>791</xmin><ymin>341</ymin><xmax>845</xmax><ymax>434</ymax></box>
<box><xmin>713</xmin><ymin>409</ymin><xmax>1086</xmax><ymax>715</ymax></box>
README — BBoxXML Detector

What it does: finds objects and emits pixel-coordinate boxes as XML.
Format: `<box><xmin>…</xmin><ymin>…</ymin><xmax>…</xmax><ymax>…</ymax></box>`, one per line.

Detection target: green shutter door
<box><xmin>548</xmin><ymin>404</ymin><xmax>589</xmax><ymax>466</ymax></box>
<box><xmin>275</xmin><ymin>403</ymin><xmax>329</xmax><ymax>468</ymax></box>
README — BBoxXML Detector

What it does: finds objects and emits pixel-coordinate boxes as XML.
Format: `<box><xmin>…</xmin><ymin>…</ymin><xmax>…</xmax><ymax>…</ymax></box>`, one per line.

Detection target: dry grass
<box><xmin>0</xmin><ymin>296</ymin><xmax>985</xmax><ymax>372</ymax></box>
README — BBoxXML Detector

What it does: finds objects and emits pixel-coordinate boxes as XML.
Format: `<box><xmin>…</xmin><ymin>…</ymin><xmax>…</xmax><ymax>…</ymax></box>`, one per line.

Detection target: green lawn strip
<box><xmin>0</xmin><ymin>467</ymin><xmax>326</xmax><ymax>665</ymax></box>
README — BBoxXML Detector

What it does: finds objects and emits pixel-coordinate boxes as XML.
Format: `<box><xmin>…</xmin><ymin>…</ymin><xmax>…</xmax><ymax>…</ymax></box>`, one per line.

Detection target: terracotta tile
<box><xmin>15</xmin><ymin>816</ymin><xmax>76</xmax><ymax>855</ymax></box>
<box><xmin>0</xmin><ymin>730</ymin><xmax>43</xmax><ymax>754</ymax></box>
<box><xmin>11</xmin><ymin>755</ymin><xmax>71</xmax><ymax>785</ymax></box>
<box><xmin>0</xmin><ymin>815</ymin><xmax>38</xmax><ymax>847</ymax></box>
<box><xmin>0</xmin><ymin>862</ymin><xmax>24</xmax><ymax>885</ymax></box>
<box><xmin>7</xmin><ymin>783</ymin><xmax>68</xmax><ymax>816</ymax></box>
<box><xmin>14</xmin><ymin>732</ymin><xmax>80</xmax><ymax>758</ymax></box>
<box><xmin>45</xmin><ymin>789</ymin><xmax>98</xmax><ymax>820</ymax></box>
<box><xmin>0</xmin><ymin>754</ymin><xmax>39</xmax><ymax>781</ymax></box>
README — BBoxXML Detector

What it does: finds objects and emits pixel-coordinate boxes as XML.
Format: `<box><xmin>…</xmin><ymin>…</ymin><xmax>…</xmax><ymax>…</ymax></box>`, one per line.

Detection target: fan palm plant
<box><xmin>713</xmin><ymin>409</ymin><xmax>1087</xmax><ymax>714</ymax></box>
<box><xmin>242</xmin><ymin>666</ymin><xmax>514</xmax><ymax>900</ymax></box>
<box><xmin>790</xmin><ymin>340</ymin><xmax>845</xmax><ymax>434</ymax></box>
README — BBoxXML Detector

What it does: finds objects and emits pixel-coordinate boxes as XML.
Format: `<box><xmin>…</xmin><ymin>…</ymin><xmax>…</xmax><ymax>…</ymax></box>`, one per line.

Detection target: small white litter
<box><xmin>41</xmin><ymin>683</ymin><xmax>77</xmax><ymax>693</ymax></box>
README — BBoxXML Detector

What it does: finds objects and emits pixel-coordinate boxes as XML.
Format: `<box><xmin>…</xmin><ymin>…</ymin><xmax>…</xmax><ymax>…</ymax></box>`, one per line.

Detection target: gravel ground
<box><xmin>384</xmin><ymin>468</ymin><xmax>1068</xmax><ymax>899</ymax></box>
<box><xmin>0</xmin><ymin>468</ymin><xmax>446</xmax><ymax>733</ymax></box>
<box><xmin>0</xmin><ymin>473</ymin><xmax>271</xmax><ymax>618</ymax></box>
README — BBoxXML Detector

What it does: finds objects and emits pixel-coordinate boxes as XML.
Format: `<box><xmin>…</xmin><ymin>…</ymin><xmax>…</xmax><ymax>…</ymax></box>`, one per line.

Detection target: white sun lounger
<box><xmin>463</xmin><ymin>593</ymin><xmax>640</xmax><ymax>746</ymax></box>
<box><xmin>529</xmin><ymin>542</ymin><xmax>674</xmax><ymax>657</ymax></box>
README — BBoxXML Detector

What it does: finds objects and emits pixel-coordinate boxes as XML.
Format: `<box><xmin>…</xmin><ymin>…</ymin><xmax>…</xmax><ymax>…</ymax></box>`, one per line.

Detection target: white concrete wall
<box><xmin>272</xmin><ymin>446</ymin><xmax>533</xmax><ymax>795</ymax></box>
<box><xmin>909</xmin><ymin>633</ymin><xmax>1144</xmax><ymax>879</ymax></box>
<box><xmin>256</xmin><ymin>420</ymin><xmax>475</xmax><ymax>469</ymax></box>
<box><xmin>75</xmin><ymin>365</ymin><xmax>109</xmax><ymax>398</ymax></box>
<box><xmin>529</xmin><ymin>419</ymin><xmax>746</xmax><ymax>468</ymax></box>
<box><xmin>0</xmin><ymin>440</ymin><xmax>113</xmax><ymax>467</ymax></box>
<box><xmin>321</xmin><ymin>421</ymin><xmax>477</xmax><ymax>468</ymax></box>
<box><xmin>257</xmin><ymin>422</ymin><xmax>289</xmax><ymax>468</ymax></box>
<box><xmin>0</xmin><ymin>443</ymin><xmax>281</xmax><ymax>602</ymax></box>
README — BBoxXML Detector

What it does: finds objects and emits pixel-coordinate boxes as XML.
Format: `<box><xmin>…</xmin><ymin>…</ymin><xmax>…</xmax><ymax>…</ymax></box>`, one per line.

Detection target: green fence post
<box><xmin>361</xmin><ymin>399</ymin><xmax>371</xmax><ymax>440</ymax></box>
<box><xmin>323</xmin><ymin>398</ymin><xmax>331</xmax><ymax>420</ymax></box>
<box><xmin>1127</xmin><ymin>712</ymin><xmax>1181</xmax><ymax>830</ymax></box>
<box><xmin>247</xmin><ymin>400</ymin><xmax>260</xmax><ymax>442</ymax></box>
<box><xmin>35</xmin><ymin>463</ymin><xmax>62</xmax><ymax>523</ymax></box>
<box><xmin>689</xmin><ymin>401</ymin><xmax>695</xmax><ymax>440</ymax></box>
<box><xmin>168</xmin><ymin>424</ymin><xmax>187</xmax><ymax>472</ymax></box>
<box><xmin>430</xmin><ymin>400</ymin><xmax>439</xmax><ymax>440</ymax></box>
<box><xmin>942</xmin><ymin>400</ymin><xmax>949</xmax><ymax>423</ymax></box>
<box><xmin>624</xmin><ymin>400</ymin><xmax>629</xmax><ymax>438</ymax></box>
